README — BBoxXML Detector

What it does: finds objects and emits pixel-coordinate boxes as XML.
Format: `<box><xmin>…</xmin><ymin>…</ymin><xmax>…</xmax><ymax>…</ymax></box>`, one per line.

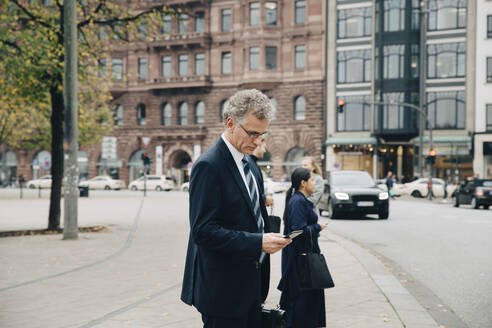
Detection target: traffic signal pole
<box><xmin>63</xmin><ymin>0</ymin><xmax>78</xmax><ymax>239</ymax></box>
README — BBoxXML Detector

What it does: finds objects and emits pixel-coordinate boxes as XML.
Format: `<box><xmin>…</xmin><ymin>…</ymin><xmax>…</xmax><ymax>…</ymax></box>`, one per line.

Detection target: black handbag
<box><xmin>266</xmin><ymin>206</ymin><xmax>281</xmax><ymax>233</ymax></box>
<box><xmin>261</xmin><ymin>305</ymin><xmax>286</xmax><ymax>328</ymax></box>
<box><xmin>297</xmin><ymin>229</ymin><xmax>335</xmax><ymax>290</ymax></box>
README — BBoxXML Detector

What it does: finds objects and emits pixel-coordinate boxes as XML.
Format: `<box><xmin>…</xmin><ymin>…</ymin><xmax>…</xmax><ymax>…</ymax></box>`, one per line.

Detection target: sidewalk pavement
<box><xmin>0</xmin><ymin>192</ymin><xmax>440</xmax><ymax>328</ymax></box>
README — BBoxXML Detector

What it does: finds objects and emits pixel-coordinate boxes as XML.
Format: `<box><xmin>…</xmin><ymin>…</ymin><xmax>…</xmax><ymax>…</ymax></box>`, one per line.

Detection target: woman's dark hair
<box><xmin>283</xmin><ymin>167</ymin><xmax>311</xmax><ymax>222</ymax></box>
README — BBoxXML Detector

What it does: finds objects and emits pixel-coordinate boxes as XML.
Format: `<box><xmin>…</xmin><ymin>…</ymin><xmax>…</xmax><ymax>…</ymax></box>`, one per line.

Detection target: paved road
<box><xmin>326</xmin><ymin>198</ymin><xmax>492</xmax><ymax>328</ymax></box>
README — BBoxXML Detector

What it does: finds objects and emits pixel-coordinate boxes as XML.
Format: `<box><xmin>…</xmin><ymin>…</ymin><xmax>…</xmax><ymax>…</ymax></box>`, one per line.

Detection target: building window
<box><xmin>427</xmin><ymin>42</ymin><xmax>466</xmax><ymax>79</ymax></box>
<box><xmin>295</xmin><ymin>45</ymin><xmax>306</xmax><ymax>69</ymax></box>
<box><xmin>220</xmin><ymin>99</ymin><xmax>229</xmax><ymax>122</ymax></box>
<box><xmin>337</xmin><ymin>95</ymin><xmax>371</xmax><ymax>132</ymax></box>
<box><xmin>487</xmin><ymin>104</ymin><xmax>492</xmax><ymax>131</ymax></box>
<box><xmin>265</xmin><ymin>46</ymin><xmax>277</xmax><ymax>70</ymax></box>
<box><xmin>195</xmin><ymin>101</ymin><xmax>205</xmax><ymax>124</ymax></box>
<box><xmin>178</xmin><ymin>14</ymin><xmax>189</xmax><ymax>34</ymax></box>
<box><xmin>249</xmin><ymin>47</ymin><xmax>260</xmax><ymax>71</ymax></box>
<box><xmin>294</xmin><ymin>96</ymin><xmax>306</xmax><ymax>120</ymax></box>
<box><xmin>137</xmin><ymin>104</ymin><xmax>146</xmax><ymax>126</ymax></box>
<box><xmin>384</xmin><ymin>0</ymin><xmax>405</xmax><ymax>32</ymax></box>
<box><xmin>162</xmin><ymin>15</ymin><xmax>172</xmax><ymax>34</ymax></box>
<box><xmin>222</xmin><ymin>52</ymin><xmax>231</xmax><ymax>74</ymax></box>
<box><xmin>488</xmin><ymin>15</ymin><xmax>492</xmax><ymax>38</ymax></box>
<box><xmin>111</xmin><ymin>58</ymin><xmax>123</xmax><ymax>80</ymax></box>
<box><xmin>114</xmin><ymin>105</ymin><xmax>123</xmax><ymax>126</ymax></box>
<box><xmin>250</xmin><ymin>2</ymin><xmax>260</xmax><ymax>26</ymax></box>
<box><xmin>162</xmin><ymin>103</ymin><xmax>172</xmax><ymax>126</ymax></box>
<box><xmin>138</xmin><ymin>23</ymin><xmax>147</xmax><ymax>40</ymax></box>
<box><xmin>295</xmin><ymin>0</ymin><xmax>306</xmax><ymax>25</ymax></box>
<box><xmin>178</xmin><ymin>54</ymin><xmax>188</xmax><ymax>76</ymax></box>
<box><xmin>338</xmin><ymin>49</ymin><xmax>371</xmax><ymax>83</ymax></box>
<box><xmin>427</xmin><ymin>91</ymin><xmax>465</xmax><ymax>129</ymax></box>
<box><xmin>98</xmin><ymin>58</ymin><xmax>107</xmax><ymax>77</ymax></box>
<box><xmin>383</xmin><ymin>45</ymin><xmax>405</xmax><ymax>79</ymax></box>
<box><xmin>428</xmin><ymin>0</ymin><xmax>467</xmax><ymax>31</ymax></box>
<box><xmin>162</xmin><ymin>55</ymin><xmax>172</xmax><ymax>77</ymax></box>
<box><xmin>488</xmin><ymin>57</ymin><xmax>492</xmax><ymax>83</ymax></box>
<box><xmin>138</xmin><ymin>58</ymin><xmax>147</xmax><ymax>80</ymax></box>
<box><xmin>222</xmin><ymin>8</ymin><xmax>232</xmax><ymax>32</ymax></box>
<box><xmin>270</xmin><ymin>97</ymin><xmax>278</xmax><ymax>120</ymax></box>
<box><xmin>265</xmin><ymin>2</ymin><xmax>277</xmax><ymax>26</ymax></box>
<box><xmin>195</xmin><ymin>53</ymin><xmax>205</xmax><ymax>75</ymax></box>
<box><xmin>195</xmin><ymin>12</ymin><xmax>205</xmax><ymax>32</ymax></box>
<box><xmin>382</xmin><ymin>93</ymin><xmax>405</xmax><ymax>129</ymax></box>
<box><xmin>337</xmin><ymin>7</ymin><xmax>372</xmax><ymax>39</ymax></box>
<box><xmin>179</xmin><ymin>102</ymin><xmax>188</xmax><ymax>125</ymax></box>
<box><xmin>411</xmin><ymin>0</ymin><xmax>420</xmax><ymax>30</ymax></box>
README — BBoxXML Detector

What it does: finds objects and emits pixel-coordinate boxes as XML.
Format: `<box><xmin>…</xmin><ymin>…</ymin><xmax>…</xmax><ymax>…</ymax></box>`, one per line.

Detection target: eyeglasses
<box><xmin>238</xmin><ymin>123</ymin><xmax>269</xmax><ymax>140</ymax></box>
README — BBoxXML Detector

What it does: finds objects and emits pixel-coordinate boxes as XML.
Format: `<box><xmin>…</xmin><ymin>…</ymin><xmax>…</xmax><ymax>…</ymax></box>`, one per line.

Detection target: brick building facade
<box><xmin>2</xmin><ymin>0</ymin><xmax>326</xmax><ymax>185</ymax></box>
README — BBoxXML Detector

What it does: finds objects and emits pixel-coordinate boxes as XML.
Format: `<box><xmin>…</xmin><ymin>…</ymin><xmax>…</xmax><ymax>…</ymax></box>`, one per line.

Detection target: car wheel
<box><xmin>411</xmin><ymin>190</ymin><xmax>422</xmax><ymax>198</ymax></box>
<box><xmin>454</xmin><ymin>196</ymin><xmax>459</xmax><ymax>207</ymax></box>
<box><xmin>183</xmin><ymin>186</ymin><xmax>189</xmax><ymax>192</ymax></box>
<box><xmin>104</xmin><ymin>185</ymin><xmax>111</xmax><ymax>190</ymax></box>
<box><xmin>28</xmin><ymin>184</ymin><xmax>35</xmax><ymax>189</ymax></box>
<box><xmin>131</xmin><ymin>186</ymin><xmax>137</xmax><ymax>191</ymax></box>
<box><xmin>471</xmin><ymin>197</ymin><xmax>479</xmax><ymax>209</ymax></box>
<box><xmin>379</xmin><ymin>211</ymin><xmax>389</xmax><ymax>220</ymax></box>
<box><xmin>327</xmin><ymin>200</ymin><xmax>339</xmax><ymax>219</ymax></box>
<box><xmin>319</xmin><ymin>208</ymin><xmax>324</xmax><ymax>217</ymax></box>
<box><xmin>484</xmin><ymin>205</ymin><xmax>490</xmax><ymax>210</ymax></box>
<box><xmin>155</xmin><ymin>186</ymin><xmax>163</xmax><ymax>191</ymax></box>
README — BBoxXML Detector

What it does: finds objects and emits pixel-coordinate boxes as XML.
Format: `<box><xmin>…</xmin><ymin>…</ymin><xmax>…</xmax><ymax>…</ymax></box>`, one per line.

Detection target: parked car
<box><xmin>181</xmin><ymin>182</ymin><xmax>190</xmax><ymax>192</ymax></box>
<box><xmin>318</xmin><ymin>170</ymin><xmax>389</xmax><ymax>220</ymax></box>
<box><xmin>454</xmin><ymin>179</ymin><xmax>492</xmax><ymax>209</ymax></box>
<box><xmin>398</xmin><ymin>178</ymin><xmax>456</xmax><ymax>198</ymax></box>
<box><xmin>26</xmin><ymin>175</ymin><xmax>52</xmax><ymax>189</ymax></box>
<box><xmin>129</xmin><ymin>175</ymin><xmax>174</xmax><ymax>191</ymax></box>
<box><xmin>78</xmin><ymin>175</ymin><xmax>125</xmax><ymax>190</ymax></box>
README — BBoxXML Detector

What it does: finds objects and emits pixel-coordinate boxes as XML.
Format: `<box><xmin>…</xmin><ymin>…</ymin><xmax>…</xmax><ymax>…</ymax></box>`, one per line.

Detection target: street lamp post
<box><xmin>419</xmin><ymin>0</ymin><xmax>428</xmax><ymax>178</ymax></box>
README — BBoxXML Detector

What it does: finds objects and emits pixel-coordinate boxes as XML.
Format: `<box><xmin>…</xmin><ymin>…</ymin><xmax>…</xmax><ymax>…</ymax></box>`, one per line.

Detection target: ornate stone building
<box><xmin>1</xmin><ymin>0</ymin><xmax>326</xmax><ymax>185</ymax></box>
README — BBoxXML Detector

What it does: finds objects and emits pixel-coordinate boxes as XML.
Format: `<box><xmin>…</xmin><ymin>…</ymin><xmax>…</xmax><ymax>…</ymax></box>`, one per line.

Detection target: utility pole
<box><xmin>418</xmin><ymin>0</ymin><xmax>428</xmax><ymax>178</ymax></box>
<box><xmin>63</xmin><ymin>0</ymin><xmax>79</xmax><ymax>239</ymax></box>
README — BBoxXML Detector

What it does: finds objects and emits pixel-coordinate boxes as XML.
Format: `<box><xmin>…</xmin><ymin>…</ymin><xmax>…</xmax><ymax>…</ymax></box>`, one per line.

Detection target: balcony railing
<box><xmin>152</xmin><ymin>75</ymin><xmax>212</xmax><ymax>88</ymax></box>
<box><xmin>151</xmin><ymin>32</ymin><xmax>211</xmax><ymax>48</ymax></box>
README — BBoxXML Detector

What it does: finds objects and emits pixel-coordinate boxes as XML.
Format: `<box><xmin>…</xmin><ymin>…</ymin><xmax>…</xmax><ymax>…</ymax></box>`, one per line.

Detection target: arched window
<box><xmin>195</xmin><ymin>101</ymin><xmax>205</xmax><ymax>124</ymax></box>
<box><xmin>137</xmin><ymin>103</ymin><xmax>146</xmax><ymax>125</ymax></box>
<box><xmin>269</xmin><ymin>97</ymin><xmax>278</xmax><ymax>120</ymax></box>
<box><xmin>162</xmin><ymin>103</ymin><xmax>172</xmax><ymax>126</ymax></box>
<box><xmin>114</xmin><ymin>104</ymin><xmax>123</xmax><ymax>126</ymax></box>
<box><xmin>179</xmin><ymin>102</ymin><xmax>188</xmax><ymax>125</ymax></box>
<box><xmin>220</xmin><ymin>99</ymin><xmax>229</xmax><ymax>122</ymax></box>
<box><xmin>294</xmin><ymin>96</ymin><xmax>306</xmax><ymax>120</ymax></box>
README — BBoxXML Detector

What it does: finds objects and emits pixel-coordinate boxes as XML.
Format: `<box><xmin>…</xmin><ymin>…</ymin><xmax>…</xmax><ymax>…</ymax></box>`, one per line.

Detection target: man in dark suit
<box><xmin>181</xmin><ymin>89</ymin><xmax>291</xmax><ymax>328</ymax></box>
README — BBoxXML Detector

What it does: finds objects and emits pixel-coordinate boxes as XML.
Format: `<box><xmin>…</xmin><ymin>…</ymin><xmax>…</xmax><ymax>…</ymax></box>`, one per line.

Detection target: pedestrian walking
<box><xmin>443</xmin><ymin>176</ymin><xmax>450</xmax><ymax>202</ymax></box>
<box><xmin>301</xmin><ymin>156</ymin><xmax>324</xmax><ymax>208</ymax></box>
<box><xmin>385</xmin><ymin>171</ymin><xmax>395</xmax><ymax>199</ymax></box>
<box><xmin>181</xmin><ymin>89</ymin><xmax>291</xmax><ymax>328</ymax></box>
<box><xmin>278</xmin><ymin>167</ymin><xmax>326</xmax><ymax>328</ymax></box>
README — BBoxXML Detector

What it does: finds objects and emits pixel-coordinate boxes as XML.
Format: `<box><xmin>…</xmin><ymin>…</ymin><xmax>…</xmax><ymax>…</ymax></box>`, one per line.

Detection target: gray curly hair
<box><xmin>222</xmin><ymin>89</ymin><xmax>274</xmax><ymax>125</ymax></box>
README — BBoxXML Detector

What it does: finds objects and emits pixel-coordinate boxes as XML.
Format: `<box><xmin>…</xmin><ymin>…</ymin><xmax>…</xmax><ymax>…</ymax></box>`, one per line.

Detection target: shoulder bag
<box><xmin>297</xmin><ymin>227</ymin><xmax>335</xmax><ymax>290</ymax></box>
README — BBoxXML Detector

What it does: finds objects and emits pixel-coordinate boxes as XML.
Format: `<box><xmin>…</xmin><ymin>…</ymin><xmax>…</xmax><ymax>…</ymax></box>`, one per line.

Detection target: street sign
<box><xmin>42</xmin><ymin>156</ymin><xmax>51</xmax><ymax>170</ymax></box>
<box><xmin>101</xmin><ymin>136</ymin><xmax>117</xmax><ymax>160</ymax></box>
<box><xmin>142</xmin><ymin>136</ymin><xmax>151</xmax><ymax>147</ymax></box>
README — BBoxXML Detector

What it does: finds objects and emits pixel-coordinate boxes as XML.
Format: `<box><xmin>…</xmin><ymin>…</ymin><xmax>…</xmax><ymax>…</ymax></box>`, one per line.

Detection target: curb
<box><xmin>325</xmin><ymin>231</ymin><xmax>440</xmax><ymax>328</ymax></box>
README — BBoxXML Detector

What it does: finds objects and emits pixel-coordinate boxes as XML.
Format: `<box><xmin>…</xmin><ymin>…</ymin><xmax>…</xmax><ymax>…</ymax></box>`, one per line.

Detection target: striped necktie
<box><xmin>241</xmin><ymin>157</ymin><xmax>264</xmax><ymax>234</ymax></box>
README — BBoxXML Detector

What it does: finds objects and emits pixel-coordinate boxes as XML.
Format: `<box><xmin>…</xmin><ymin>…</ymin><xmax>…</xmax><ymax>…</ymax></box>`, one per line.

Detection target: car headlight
<box><xmin>477</xmin><ymin>190</ymin><xmax>484</xmax><ymax>197</ymax></box>
<box><xmin>334</xmin><ymin>192</ymin><xmax>349</xmax><ymax>200</ymax></box>
<box><xmin>379</xmin><ymin>192</ymin><xmax>389</xmax><ymax>200</ymax></box>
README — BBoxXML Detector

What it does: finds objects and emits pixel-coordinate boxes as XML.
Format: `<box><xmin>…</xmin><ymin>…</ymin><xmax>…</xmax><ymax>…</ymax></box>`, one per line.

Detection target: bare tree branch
<box><xmin>11</xmin><ymin>0</ymin><xmax>57</xmax><ymax>32</ymax></box>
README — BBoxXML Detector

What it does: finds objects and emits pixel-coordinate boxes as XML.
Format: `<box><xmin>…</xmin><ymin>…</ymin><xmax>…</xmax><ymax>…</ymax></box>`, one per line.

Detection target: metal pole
<box><xmin>144</xmin><ymin>170</ymin><xmax>147</xmax><ymax>197</ymax></box>
<box><xmin>418</xmin><ymin>0</ymin><xmax>427</xmax><ymax>178</ymax></box>
<box><xmin>429</xmin><ymin>121</ymin><xmax>434</xmax><ymax>200</ymax></box>
<box><xmin>63</xmin><ymin>0</ymin><xmax>79</xmax><ymax>239</ymax></box>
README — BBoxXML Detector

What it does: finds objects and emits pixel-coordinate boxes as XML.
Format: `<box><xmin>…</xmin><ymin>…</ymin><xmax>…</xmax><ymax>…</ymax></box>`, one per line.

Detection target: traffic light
<box><xmin>337</xmin><ymin>99</ymin><xmax>345</xmax><ymax>113</ymax></box>
<box><xmin>141</xmin><ymin>153</ymin><xmax>152</xmax><ymax>166</ymax></box>
<box><xmin>428</xmin><ymin>149</ymin><xmax>436</xmax><ymax>165</ymax></box>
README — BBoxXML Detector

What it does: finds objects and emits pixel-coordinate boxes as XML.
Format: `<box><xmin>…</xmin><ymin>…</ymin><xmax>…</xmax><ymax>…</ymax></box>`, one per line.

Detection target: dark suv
<box><xmin>319</xmin><ymin>170</ymin><xmax>389</xmax><ymax>220</ymax></box>
<box><xmin>454</xmin><ymin>179</ymin><xmax>492</xmax><ymax>209</ymax></box>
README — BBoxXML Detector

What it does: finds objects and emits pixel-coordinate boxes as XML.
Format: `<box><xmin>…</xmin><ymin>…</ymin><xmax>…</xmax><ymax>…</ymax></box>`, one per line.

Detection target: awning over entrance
<box><xmin>411</xmin><ymin>135</ymin><xmax>471</xmax><ymax>145</ymax></box>
<box><xmin>325</xmin><ymin>136</ymin><xmax>378</xmax><ymax>146</ymax></box>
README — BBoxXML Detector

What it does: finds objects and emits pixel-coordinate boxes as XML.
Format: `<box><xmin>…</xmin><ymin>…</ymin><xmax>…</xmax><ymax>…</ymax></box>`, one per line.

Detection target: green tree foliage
<box><xmin>0</xmin><ymin>0</ymin><xmax>177</xmax><ymax>230</ymax></box>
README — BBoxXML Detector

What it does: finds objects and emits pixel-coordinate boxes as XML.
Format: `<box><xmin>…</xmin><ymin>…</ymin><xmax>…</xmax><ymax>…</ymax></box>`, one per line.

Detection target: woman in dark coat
<box><xmin>278</xmin><ymin>167</ymin><xmax>326</xmax><ymax>328</ymax></box>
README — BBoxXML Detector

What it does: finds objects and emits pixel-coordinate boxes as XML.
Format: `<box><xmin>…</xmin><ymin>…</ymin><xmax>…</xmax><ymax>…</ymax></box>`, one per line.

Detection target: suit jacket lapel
<box><xmin>216</xmin><ymin>138</ymin><xmax>256</xmax><ymax>220</ymax></box>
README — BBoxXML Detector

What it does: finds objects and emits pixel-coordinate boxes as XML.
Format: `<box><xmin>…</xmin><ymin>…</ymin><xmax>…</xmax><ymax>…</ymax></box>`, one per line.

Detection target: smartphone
<box><xmin>283</xmin><ymin>230</ymin><xmax>303</xmax><ymax>239</ymax></box>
